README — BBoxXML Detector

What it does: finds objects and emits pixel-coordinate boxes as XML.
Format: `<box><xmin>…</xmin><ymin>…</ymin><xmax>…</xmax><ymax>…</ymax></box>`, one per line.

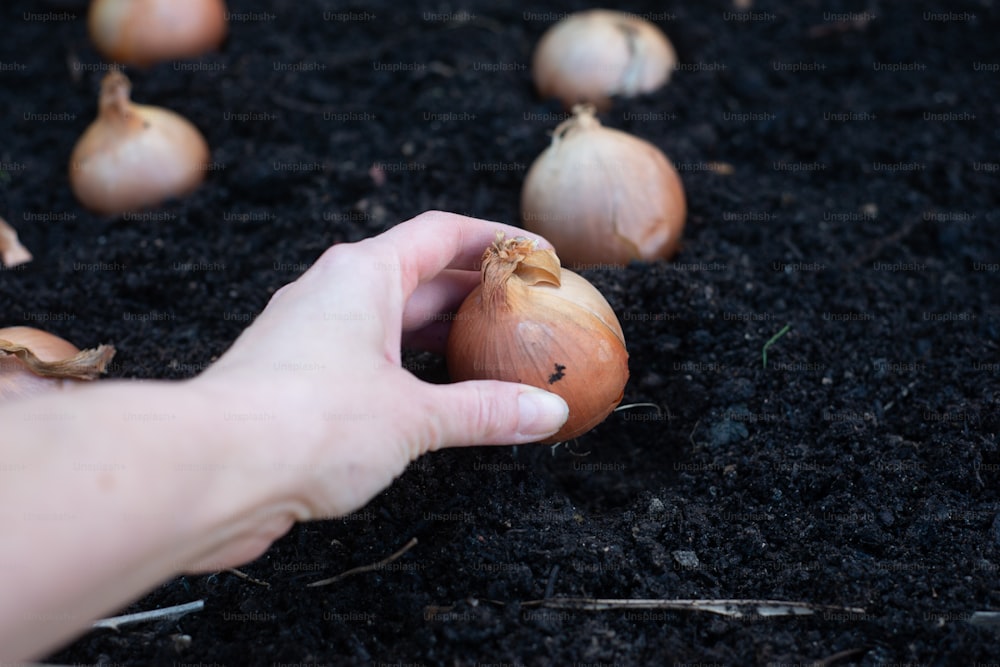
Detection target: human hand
<box><xmin>188</xmin><ymin>211</ymin><xmax>569</xmax><ymax>570</ymax></box>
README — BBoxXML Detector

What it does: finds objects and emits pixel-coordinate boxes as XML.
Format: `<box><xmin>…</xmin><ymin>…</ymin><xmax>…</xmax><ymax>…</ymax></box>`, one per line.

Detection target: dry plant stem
<box><xmin>91</xmin><ymin>599</ymin><xmax>204</xmax><ymax>631</ymax></box>
<box><xmin>226</xmin><ymin>568</ymin><xmax>270</xmax><ymax>587</ymax></box>
<box><xmin>516</xmin><ymin>597</ymin><xmax>866</xmax><ymax>619</ymax></box>
<box><xmin>844</xmin><ymin>215</ymin><xmax>920</xmax><ymax>270</ymax></box>
<box><xmin>814</xmin><ymin>648</ymin><xmax>869</xmax><ymax>667</ymax></box>
<box><xmin>308</xmin><ymin>537</ymin><xmax>418</xmax><ymax>587</ymax></box>
<box><xmin>0</xmin><ymin>340</ymin><xmax>115</xmax><ymax>380</ymax></box>
<box><xmin>969</xmin><ymin>611</ymin><xmax>1000</xmax><ymax>626</ymax></box>
<box><xmin>0</xmin><ymin>216</ymin><xmax>32</xmax><ymax>267</ymax></box>
<box><xmin>613</xmin><ymin>402</ymin><xmax>661</xmax><ymax>414</ymax></box>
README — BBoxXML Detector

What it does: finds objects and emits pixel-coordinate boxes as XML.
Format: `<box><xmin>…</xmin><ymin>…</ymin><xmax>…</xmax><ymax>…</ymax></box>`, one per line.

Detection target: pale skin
<box><xmin>0</xmin><ymin>212</ymin><xmax>570</xmax><ymax>662</ymax></box>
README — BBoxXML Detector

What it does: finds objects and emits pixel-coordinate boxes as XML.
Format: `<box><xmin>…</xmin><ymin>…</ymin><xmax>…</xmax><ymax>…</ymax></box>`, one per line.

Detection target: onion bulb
<box><xmin>446</xmin><ymin>233</ymin><xmax>629</xmax><ymax>444</ymax></box>
<box><xmin>69</xmin><ymin>71</ymin><xmax>210</xmax><ymax>216</ymax></box>
<box><xmin>521</xmin><ymin>104</ymin><xmax>686</xmax><ymax>267</ymax></box>
<box><xmin>88</xmin><ymin>0</ymin><xmax>228</xmax><ymax>68</ymax></box>
<box><xmin>532</xmin><ymin>9</ymin><xmax>677</xmax><ymax>110</ymax></box>
<box><xmin>0</xmin><ymin>327</ymin><xmax>116</xmax><ymax>401</ymax></box>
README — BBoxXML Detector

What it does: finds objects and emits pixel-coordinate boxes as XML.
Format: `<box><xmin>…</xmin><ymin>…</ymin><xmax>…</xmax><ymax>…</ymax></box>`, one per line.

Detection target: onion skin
<box><xmin>69</xmin><ymin>71</ymin><xmax>210</xmax><ymax>216</ymax></box>
<box><xmin>521</xmin><ymin>105</ymin><xmax>686</xmax><ymax>267</ymax></box>
<box><xmin>88</xmin><ymin>0</ymin><xmax>228</xmax><ymax>68</ymax></box>
<box><xmin>0</xmin><ymin>216</ymin><xmax>32</xmax><ymax>267</ymax></box>
<box><xmin>446</xmin><ymin>234</ymin><xmax>628</xmax><ymax>444</ymax></box>
<box><xmin>532</xmin><ymin>9</ymin><xmax>677</xmax><ymax>110</ymax></box>
<box><xmin>0</xmin><ymin>327</ymin><xmax>116</xmax><ymax>401</ymax></box>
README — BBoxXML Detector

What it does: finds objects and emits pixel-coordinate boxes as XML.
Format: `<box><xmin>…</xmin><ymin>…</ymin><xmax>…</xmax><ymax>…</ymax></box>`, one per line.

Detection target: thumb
<box><xmin>421</xmin><ymin>380</ymin><xmax>569</xmax><ymax>449</ymax></box>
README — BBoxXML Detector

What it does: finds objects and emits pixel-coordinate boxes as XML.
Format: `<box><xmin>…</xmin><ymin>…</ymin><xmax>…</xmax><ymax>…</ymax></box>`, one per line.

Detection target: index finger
<box><xmin>368</xmin><ymin>210</ymin><xmax>552</xmax><ymax>299</ymax></box>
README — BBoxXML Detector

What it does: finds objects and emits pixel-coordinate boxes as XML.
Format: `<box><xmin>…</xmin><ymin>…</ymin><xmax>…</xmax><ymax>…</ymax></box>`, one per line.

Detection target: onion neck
<box><xmin>480</xmin><ymin>233</ymin><xmax>561</xmax><ymax>311</ymax></box>
<box><xmin>553</xmin><ymin>104</ymin><xmax>601</xmax><ymax>143</ymax></box>
<box><xmin>98</xmin><ymin>71</ymin><xmax>142</xmax><ymax>128</ymax></box>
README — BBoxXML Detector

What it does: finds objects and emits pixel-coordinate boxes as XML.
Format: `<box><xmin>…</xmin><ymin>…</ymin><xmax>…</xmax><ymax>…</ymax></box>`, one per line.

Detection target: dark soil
<box><xmin>3</xmin><ymin>0</ymin><xmax>1000</xmax><ymax>664</ymax></box>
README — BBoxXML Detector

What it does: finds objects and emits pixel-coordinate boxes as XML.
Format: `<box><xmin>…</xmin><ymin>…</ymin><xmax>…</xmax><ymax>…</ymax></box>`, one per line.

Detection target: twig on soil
<box><xmin>549</xmin><ymin>405</ymin><xmax>664</xmax><ymax>457</ymax></box>
<box><xmin>91</xmin><ymin>599</ymin><xmax>205</xmax><ymax>631</ymax></box>
<box><xmin>550</xmin><ymin>439</ymin><xmax>592</xmax><ymax>457</ymax></box>
<box><xmin>842</xmin><ymin>214</ymin><xmax>920</xmax><ymax>270</ymax></box>
<box><xmin>614</xmin><ymin>402</ymin><xmax>663</xmax><ymax>416</ymax></box>
<box><xmin>308</xmin><ymin>537</ymin><xmax>418</xmax><ymax>587</ymax></box>
<box><xmin>812</xmin><ymin>647</ymin><xmax>868</xmax><ymax>666</ymax></box>
<box><xmin>968</xmin><ymin>611</ymin><xmax>1000</xmax><ymax>627</ymax></box>
<box><xmin>762</xmin><ymin>323</ymin><xmax>791</xmax><ymax>369</ymax></box>
<box><xmin>689</xmin><ymin>418</ymin><xmax>702</xmax><ymax>446</ymax></box>
<box><xmin>544</xmin><ymin>565</ymin><xmax>560</xmax><ymax>599</ymax></box>
<box><xmin>227</xmin><ymin>567</ymin><xmax>270</xmax><ymax>587</ymax></box>
<box><xmin>516</xmin><ymin>597</ymin><xmax>865</xmax><ymax>619</ymax></box>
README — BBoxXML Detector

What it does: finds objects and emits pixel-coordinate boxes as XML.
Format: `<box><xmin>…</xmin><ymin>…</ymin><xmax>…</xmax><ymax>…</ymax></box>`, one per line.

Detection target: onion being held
<box><xmin>446</xmin><ymin>233</ymin><xmax>629</xmax><ymax>444</ymax></box>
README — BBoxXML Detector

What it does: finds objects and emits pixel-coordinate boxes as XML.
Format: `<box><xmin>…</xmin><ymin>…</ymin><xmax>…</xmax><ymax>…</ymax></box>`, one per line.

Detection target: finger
<box><xmin>371</xmin><ymin>211</ymin><xmax>552</xmax><ymax>299</ymax></box>
<box><xmin>258</xmin><ymin>212</ymin><xmax>549</xmax><ymax>364</ymax></box>
<box><xmin>409</xmin><ymin>380</ymin><xmax>569</xmax><ymax>453</ymax></box>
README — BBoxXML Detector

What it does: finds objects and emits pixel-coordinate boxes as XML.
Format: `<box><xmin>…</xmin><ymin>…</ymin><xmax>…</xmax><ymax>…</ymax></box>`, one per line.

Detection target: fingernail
<box><xmin>517</xmin><ymin>388</ymin><xmax>569</xmax><ymax>439</ymax></box>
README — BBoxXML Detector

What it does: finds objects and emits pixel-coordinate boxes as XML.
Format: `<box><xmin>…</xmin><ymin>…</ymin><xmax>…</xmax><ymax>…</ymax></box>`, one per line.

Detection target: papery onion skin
<box><xmin>532</xmin><ymin>9</ymin><xmax>677</xmax><ymax>111</ymax></box>
<box><xmin>0</xmin><ymin>215</ymin><xmax>32</xmax><ymax>267</ymax></box>
<box><xmin>69</xmin><ymin>71</ymin><xmax>210</xmax><ymax>216</ymax></box>
<box><xmin>0</xmin><ymin>327</ymin><xmax>115</xmax><ymax>401</ymax></box>
<box><xmin>88</xmin><ymin>0</ymin><xmax>228</xmax><ymax>68</ymax></box>
<box><xmin>446</xmin><ymin>234</ymin><xmax>629</xmax><ymax>444</ymax></box>
<box><xmin>521</xmin><ymin>105</ymin><xmax>686</xmax><ymax>267</ymax></box>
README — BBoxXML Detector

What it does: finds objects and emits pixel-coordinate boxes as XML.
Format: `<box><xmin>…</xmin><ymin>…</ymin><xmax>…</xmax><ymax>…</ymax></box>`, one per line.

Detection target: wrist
<box><xmin>176</xmin><ymin>375</ymin><xmax>314</xmax><ymax>571</ymax></box>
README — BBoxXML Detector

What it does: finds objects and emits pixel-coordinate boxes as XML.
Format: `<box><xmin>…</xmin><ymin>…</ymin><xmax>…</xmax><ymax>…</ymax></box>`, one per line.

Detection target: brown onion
<box><xmin>69</xmin><ymin>71</ymin><xmax>210</xmax><ymax>216</ymax></box>
<box><xmin>521</xmin><ymin>104</ymin><xmax>686</xmax><ymax>267</ymax></box>
<box><xmin>446</xmin><ymin>233</ymin><xmax>628</xmax><ymax>444</ymax></box>
<box><xmin>0</xmin><ymin>327</ymin><xmax>116</xmax><ymax>401</ymax></box>
<box><xmin>532</xmin><ymin>9</ymin><xmax>677</xmax><ymax>110</ymax></box>
<box><xmin>88</xmin><ymin>0</ymin><xmax>228</xmax><ymax>68</ymax></box>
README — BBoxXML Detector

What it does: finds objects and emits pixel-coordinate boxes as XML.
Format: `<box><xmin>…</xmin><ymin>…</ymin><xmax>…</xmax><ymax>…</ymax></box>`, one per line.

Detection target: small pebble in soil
<box><xmin>707</xmin><ymin>418</ymin><xmax>749</xmax><ymax>447</ymax></box>
<box><xmin>721</xmin><ymin>379</ymin><xmax>755</xmax><ymax>401</ymax></box>
<box><xmin>672</xmin><ymin>550</ymin><xmax>700</xmax><ymax>570</ymax></box>
<box><xmin>648</xmin><ymin>497</ymin><xmax>666</xmax><ymax>516</ymax></box>
<box><xmin>171</xmin><ymin>634</ymin><xmax>192</xmax><ymax>652</ymax></box>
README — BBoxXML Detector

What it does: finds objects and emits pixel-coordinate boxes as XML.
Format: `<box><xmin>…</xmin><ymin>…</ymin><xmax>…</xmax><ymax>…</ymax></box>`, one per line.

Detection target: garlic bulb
<box><xmin>446</xmin><ymin>233</ymin><xmax>628</xmax><ymax>444</ymax></box>
<box><xmin>69</xmin><ymin>71</ymin><xmax>210</xmax><ymax>216</ymax></box>
<box><xmin>0</xmin><ymin>327</ymin><xmax>116</xmax><ymax>401</ymax></box>
<box><xmin>521</xmin><ymin>104</ymin><xmax>686</xmax><ymax>267</ymax></box>
<box><xmin>88</xmin><ymin>0</ymin><xmax>228</xmax><ymax>68</ymax></box>
<box><xmin>532</xmin><ymin>9</ymin><xmax>677</xmax><ymax>110</ymax></box>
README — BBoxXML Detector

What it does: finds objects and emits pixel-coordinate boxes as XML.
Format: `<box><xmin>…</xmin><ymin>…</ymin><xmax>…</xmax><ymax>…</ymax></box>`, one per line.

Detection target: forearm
<box><xmin>0</xmin><ymin>378</ymin><xmax>299</xmax><ymax>662</ymax></box>
<box><xmin>0</xmin><ymin>212</ymin><xmax>572</xmax><ymax>662</ymax></box>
